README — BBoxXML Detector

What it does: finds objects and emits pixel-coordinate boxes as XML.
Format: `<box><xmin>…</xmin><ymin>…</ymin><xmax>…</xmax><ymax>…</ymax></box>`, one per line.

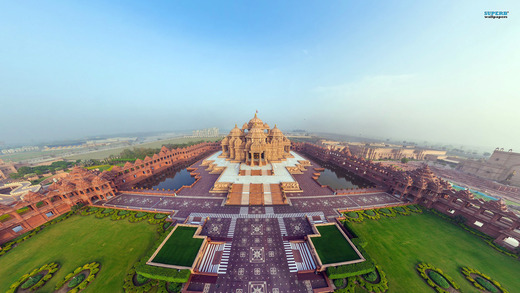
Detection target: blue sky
<box><xmin>0</xmin><ymin>1</ymin><xmax>518</xmax><ymax>150</ymax></box>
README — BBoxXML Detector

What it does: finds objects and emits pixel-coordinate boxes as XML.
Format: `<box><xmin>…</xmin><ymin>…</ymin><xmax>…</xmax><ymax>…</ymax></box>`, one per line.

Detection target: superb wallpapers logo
<box><xmin>484</xmin><ymin>11</ymin><xmax>509</xmax><ymax>19</ymax></box>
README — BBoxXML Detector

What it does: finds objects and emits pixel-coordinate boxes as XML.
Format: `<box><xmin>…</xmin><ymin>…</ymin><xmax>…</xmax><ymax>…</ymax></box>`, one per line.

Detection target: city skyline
<box><xmin>1</xmin><ymin>1</ymin><xmax>518</xmax><ymax>150</ymax></box>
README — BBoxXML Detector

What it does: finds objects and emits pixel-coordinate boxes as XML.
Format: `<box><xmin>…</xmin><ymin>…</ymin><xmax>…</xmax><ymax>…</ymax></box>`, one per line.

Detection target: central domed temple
<box><xmin>220</xmin><ymin>113</ymin><xmax>292</xmax><ymax>166</ymax></box>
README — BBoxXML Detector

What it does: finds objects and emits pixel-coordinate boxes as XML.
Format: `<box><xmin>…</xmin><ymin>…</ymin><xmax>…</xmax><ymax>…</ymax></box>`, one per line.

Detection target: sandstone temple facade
<box><xmin>220</xmin><ymin>114</ymin><xmax>291</xmax><ymax>166</ymax></box>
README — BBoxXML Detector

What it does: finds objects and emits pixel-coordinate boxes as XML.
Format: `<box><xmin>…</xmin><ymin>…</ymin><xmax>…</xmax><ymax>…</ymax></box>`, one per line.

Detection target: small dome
<box><xmin>270</xmin><ymin>124</ymin><xmax>283</xmax><ymax>136</ymax></box>
<box><xmin>229</xmin><ymin>124</ymin><xmax>242</xmax><ymax>136</ymax></box>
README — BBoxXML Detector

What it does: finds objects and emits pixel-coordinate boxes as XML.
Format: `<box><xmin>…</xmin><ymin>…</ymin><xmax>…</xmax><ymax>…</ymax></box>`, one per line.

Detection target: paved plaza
<box><xmin>100</xmin><ymin>151</ymin><xmax>404</xmax><ymax>292</ymax></box>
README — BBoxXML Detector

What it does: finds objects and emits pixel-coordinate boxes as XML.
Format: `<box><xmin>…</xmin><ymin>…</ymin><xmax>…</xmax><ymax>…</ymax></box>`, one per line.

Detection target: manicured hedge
<box><xmin>377</xmin><ymin>208</ymin><xmax>397</xmax><ymax>217</ymax></box>
<box><xmin>129</xmin><ymin>212</ymin><xmax>150</xmax><ymax>223</ymax></box>
<box><xmin>135</xmin><ymin>264</ymin><xmax>191</xmax><ymax>283</ymax></box>
<box><xmin>357</xmin><ymin>265</ymin><xmax>389</xmax><ymax>293</ymax></box>
<box><xmin>54</xmin><ymin>262</ymin><xmax>100</xmax><ymax>292</ymax></box>
<box><xmin>343</xmin><ymin>211</ymin><xmax>364</xmax><ymax>223</ymax></box>
<box><xmin>6</xmin><ymin>262</ymin><xmax>60</xmax><ymax>293</ymax></box>
<box><xmin>333</xmin><ymin>278</ymin><xmax>345</xmax><ymax>288</ymax></box>
<box><xmin>326</xmin><ymin>244</ymin><xmax>375</xmax><ymax>279</ymax></box>
<box><xmin>333</xmin><ymin>277</ymin><xmax>356</xmax><ymax>293</ymax></box>
<box><xmin>428</xmin><ymin>270</ymin><xmax>449</xmax><ymax>288</ymax></box>
<box><xmin>123</xmin><ymin>264</ymin><xmax>154</xmax><ymax>293</ymax></box>
<box><xmin>95</xmin><ymin>208</ymin><xmax>114</xmax><ymax>218</ymax></box>
<box><xmin>416</xmin><ymin>262</ymin><xmax>460</xmax><ymax>293</ymax></box>
<box><xmin>363</xmin><ymin>209</ymin><xmax>381</xmax><ymax>220</ymax></box>
<box><xmin>461</xmin><ymin>266</ymin><xmax>509</xmax><ymax>293</ymax></box>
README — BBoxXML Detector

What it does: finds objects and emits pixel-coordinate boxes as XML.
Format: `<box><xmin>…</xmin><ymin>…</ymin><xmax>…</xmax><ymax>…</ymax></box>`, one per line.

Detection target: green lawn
<box><xmin>311</xmin><ymin>225</ymin><xmax>361</xmax><ymax>265</ymax></box>
<box><xmin>152</xmin><ymin>226</ymin><xmax>203</xmax><ymax>267</ymax></box>
<box><xmin>0</xmin><ymin>214</ymin><xmax>158</xmax><ymax>293</ymax></box>
<box><xmin>348</xmin><ymin>212</ymin><xmax>520</xmax><ymax>292</ymax></box>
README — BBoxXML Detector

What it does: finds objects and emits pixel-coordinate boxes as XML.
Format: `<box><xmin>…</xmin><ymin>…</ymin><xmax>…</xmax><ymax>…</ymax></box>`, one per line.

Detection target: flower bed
<box><xmin>377</xmin><ymin>208</ymin><xmax>397</xmax><ymax>217</ymax></box>
<box><xmin>362</xmin><ymin>209</ymin><xmax>381</xmax><ymax>220</ymax></box>
<box><xmin>129</xmin><ymin>212</ymin><xmax>150</xmax><ymax>223</ymax></box>
<box><xmin>6</xmin><ymin>262</ymin><xmax>60</xmax><ymax>293</ymax></box>
<box><xmin>461</xmin><ymin>267</ymin><xmax>509</xmax><ymax>293</ymax></box>
<box><xmin>148</xmin><ymin>213</ymin><xmax>168</xmax><ymax>225</ymax></box>
<box><xmin>95</xmin><ymin>208</ymin><xmax>114</xmax><ymax>218</ymax></box>
<box><xmin>393</xmin><ymin>206</ymin><xmax>411</xmax><ymax>216</ymax></box>
<box><xmin>333</xmin><ymin>277</ymin><xmax>356</xmax><ymax>293</ymax></box>
<box><xmin>54</xmin><ymin>262</ymin><xmax>100</xmax><ymax>292</ymax></box>
<box><xmin>123</xmin><ymin>263</ymin><xmax>183</xmax><ymax>293</ymax></box>
<box><xmin>416</xmin><ymin>262</ymin><xmax>460</xmax><ymax>293</ymax></box>
<box><xmin>407</xmin><ymin>204</ymin><xmax>423</xmax><ymax>213</ymax></box>
<box><xmin>357</xmin><ymin>265</ymin><xmax>389</xmax><ymax>292</ymax></box>
<box><xmin>80</xmin><ymin>207</ymin><xmax>99</xmax><ymax>216</ymax></box>
<box><xmin>111</xmin><ymin>210</ymin><xmax>133</xmax><ymax>221</ymax></box>
<box><xmin>343</xmin><ymin>211</ymin><xmax>364</xmax><ymax>223</ymax></box>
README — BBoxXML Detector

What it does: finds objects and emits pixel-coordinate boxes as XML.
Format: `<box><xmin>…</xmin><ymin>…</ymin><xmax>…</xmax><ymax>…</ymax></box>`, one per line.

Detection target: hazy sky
<box><xmin>1</xmin><ymin>1</ymin><xmax>518</xmax><ymax>150</ymax></box>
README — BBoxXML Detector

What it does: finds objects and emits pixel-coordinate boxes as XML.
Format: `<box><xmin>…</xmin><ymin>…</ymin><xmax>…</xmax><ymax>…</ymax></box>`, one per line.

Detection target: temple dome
<box><xmin>248</xmin><ymin>113</ymin><xmax>265</xmax><ymax>129</ymax></box>
<box><xmin>229</xmin><ymin>124</ymin><xmax>242</xmax><ymax>136</ymax></box>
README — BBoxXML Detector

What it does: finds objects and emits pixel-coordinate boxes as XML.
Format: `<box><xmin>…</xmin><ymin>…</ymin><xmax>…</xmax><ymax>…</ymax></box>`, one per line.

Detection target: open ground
<box><xmin>348</xmin><ymin>212</ymin><xmax>520</xmax><ymax>292</ymax></box>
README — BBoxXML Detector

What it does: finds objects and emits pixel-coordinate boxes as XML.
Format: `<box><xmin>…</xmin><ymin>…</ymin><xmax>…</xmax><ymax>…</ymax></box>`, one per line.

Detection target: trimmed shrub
<box><xmin>362</xmin><ymin>209</ymin><xmax>381</xmax><ymax>220</ymax></box>
<box><xmin>21</xmin><ymin>274</ymin><xmax>43</xmax><ymax>289</ymax></box>
<box><xmin>377</xmin><ymin>208</ymin><xmax>397</xmax><ymax>217</ymax></box>
<box><xmin>416</xmin><ymin>263</ymin><xmax>460</xmax><ymax>293</ymax></box>
<box><xmin>135</xmin><ymin>263</ymin><xmax>190</xmax><ymax>283</ymax></box>
<box><xmin>461</xmin><ymin>267</ymin><xmax>508</xmax><ymax>293</ymax></box>
<box><xmin>136</xmin><ymin>274</ymin><xmax>149</xmax><ymax>285</ymax></box>
<box><xmin>343</xmin><ymin>211</ymin><xmax>364</xmax><ymax>223</ymax></box>
<box><xmin>6</xmin><ymin>262</ymin><xmax>59</xmax><ymax>293</ymax></box>
<box><xmin>68</xmin><ymin>273</ymin><xmax>86</xmax><ymax>288</ymax></box>
<box><xmin>333</xmin><ymin>278</ymin><xmax>345</xmax><ymax>288</ymax></box>
<box><xmin>357</xmin><ymin>265</ymin><xmax>389</xmax><ymax>292</ymax></box>
<box><xmin>327</xmin><ymin>244</ymin><xmax>375</xmax><ymax>279</ymax></box>
<box><xmin>129</xmin><ymin>212</ymin><xmax>150</xmax><ymax>223</ymax></box>
<box><xmin>334</xmin><ymin>277</ymin><xmax>356</xmax><ymax>293</ymax></box>
<box><xmin>167</xmin><ymin>282</ymin><xmax>183</xmax><ymax>293</ymax></box>
<box><xmin>364</xmin><ymin>270</ymin><xmax>378</xmax><ymax>282</ymax></box>
<box><xmin>54</xmin><ymin>262</ymin><xmax>100</xmax><ymax>291</ymax></box>
<box><xmin>428</xmin><ymin>271</ymin><xmax>449</xmax><ymax>289</ymax></box>
<box><xmin>476</xmin><ymin>277</ymin><xmax>498</xmax><ymax>293</ymax></box>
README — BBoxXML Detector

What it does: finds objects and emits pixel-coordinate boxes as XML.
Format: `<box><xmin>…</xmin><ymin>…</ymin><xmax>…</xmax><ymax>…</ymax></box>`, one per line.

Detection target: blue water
<box><xmin>142</xmin><ymin>168</ymin><xmax>196</xmax><ymax>191</ymax></box>
<box><xmin>451</xmin><ymin>184</ymin><xmax>498</xmax><ymax>201</ymax></box>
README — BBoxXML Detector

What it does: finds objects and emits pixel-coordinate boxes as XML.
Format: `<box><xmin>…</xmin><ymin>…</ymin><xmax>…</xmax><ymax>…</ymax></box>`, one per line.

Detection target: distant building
<box><xmin>318</xmin><ymin>140</ymin><xmax>447</xmax><ymax>161</ymax></box>
<box><xmin>192</xmin><ymin>127</ymin><xmax>219</xmax><ymax>137</ymax></box>
<box><xmin>458</xmin><ymin>148</ymin><xmax>520</xmax><ymax>187</ymax></box>
<box><xmin>0</xmin><ymin>159</ymin><xmax>17</xmax><ymax>180</ymax></box>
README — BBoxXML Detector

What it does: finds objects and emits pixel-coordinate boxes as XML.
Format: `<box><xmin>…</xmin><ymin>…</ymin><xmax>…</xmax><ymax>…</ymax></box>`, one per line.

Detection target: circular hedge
<box><xmin>363</xmin><ymin>209</ymin><xmax>381</xmax><ymax>220</ymax></box>
<box><xmin>364</xmin><ymin>271</ymin><xmax>378</xmax><ymax>282</ymax></box>
<box><xmin>333</xmin><ymin>278</ymin><xmax>345</xmax><ymax>288</ymax></box>
<box><xmin>393</xmin><ymin>206</ymin><xmax>411</xmax><ymax>215</ymax></box>
<box><xmin>461</xmin><ymin>267</ymin><xmax>508</xmax><ymax>293</ymax></box>
<box><xmin>54</xmin><ymin>262</ymin><xmax>100</xmax><ymax>292</ymax></box>
<box><xmin>358</xmin><ymin>265</ymin><xmax>389</xmax><ymax>292</ymax></box>
<box><xmin>343</xmin><ymin>211</ymin><xmax>364</xmax><ymax>223</ymax></box>
<box><xmin>95</xmin><ymin>208</ymin><xmax>114</xmax><ymax>218</ymax></box>
<box><xmin>377</xmin><ymin>208</ymin><xmax>397</xmax><ymax>217</ymax></box>
<box><xmin>416</xmin><ymin>263</ymin><xmax>460</xmax><ymax>293</ymax></box>
<box><xmin>408</xmin><ymin>204</ymin><xmax>423</xmax><ymax>213</ymax></box>
<box><xmin>7</xmin><ymin>262</ymin><xmax>60</xmax><ymax>293</ymax></box>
